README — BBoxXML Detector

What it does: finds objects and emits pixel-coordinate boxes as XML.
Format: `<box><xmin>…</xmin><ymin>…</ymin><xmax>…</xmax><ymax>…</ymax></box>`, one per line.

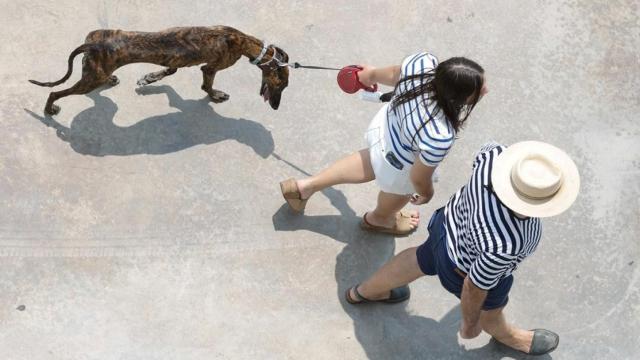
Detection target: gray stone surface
<box><xmin>1</xmin><ymin>0</ymin><xmax>639</xmax><ymax>359</ymax></box>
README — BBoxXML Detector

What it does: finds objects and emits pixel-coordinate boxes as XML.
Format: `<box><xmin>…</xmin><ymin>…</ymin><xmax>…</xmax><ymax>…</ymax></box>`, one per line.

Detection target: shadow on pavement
<box><xmin>25</xmin><ymin>85</ymin><xmax>274</xmax><ymax>158</ymax></box>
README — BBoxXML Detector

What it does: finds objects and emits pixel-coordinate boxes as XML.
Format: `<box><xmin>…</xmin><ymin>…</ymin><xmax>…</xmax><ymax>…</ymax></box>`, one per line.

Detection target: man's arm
<box><xmin>460</xmin><ymin>276</ymin><xmax>488</xmax><ymax>339</ymax></box>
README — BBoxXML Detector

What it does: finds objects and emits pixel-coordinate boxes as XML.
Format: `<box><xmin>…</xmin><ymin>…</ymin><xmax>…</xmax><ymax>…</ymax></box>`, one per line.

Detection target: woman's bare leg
<box><xmin>366</xmin><ymin>190</ymin><xmax>418</xmax><ymax>229</ymax></box>
<box><xmin>297</xmin><ymin>149</ymin><xmax>375</xmax><ymax>199</ymax></box>
<box><xmin>296</xmin><ymin>149</ymin><xmax>418</xmax><ymax>228</ymax></box>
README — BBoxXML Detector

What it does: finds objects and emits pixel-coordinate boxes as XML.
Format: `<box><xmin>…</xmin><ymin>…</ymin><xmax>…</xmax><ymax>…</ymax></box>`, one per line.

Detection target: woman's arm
<box><xmin>409</xmin><ymin>160</ymin><xmax>435</xmax><ymax>204</ymax></box>
<box><xmin>358</xmin><ymin>65</ymin><xmax>402</xmax><ymax>87</ymax></box>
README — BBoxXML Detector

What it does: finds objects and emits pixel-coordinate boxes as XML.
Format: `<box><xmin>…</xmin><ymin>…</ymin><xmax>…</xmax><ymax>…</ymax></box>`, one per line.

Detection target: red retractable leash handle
<box><xmin>290</xmin><ymin>61</ymin><xmax>391</xmax><ymax>101</ymax></box>
<box><xmin>337</xmin><ymin>65</ymin><xmax>378</xmax><ymax>94</ymax></box>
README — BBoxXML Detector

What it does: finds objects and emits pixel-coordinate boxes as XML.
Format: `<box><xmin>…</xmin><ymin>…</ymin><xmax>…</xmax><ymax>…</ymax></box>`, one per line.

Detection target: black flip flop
<box><xmin>345</xmin><ymin>284</ymin><xmax>410</xmax><ymax>304</ymax></box>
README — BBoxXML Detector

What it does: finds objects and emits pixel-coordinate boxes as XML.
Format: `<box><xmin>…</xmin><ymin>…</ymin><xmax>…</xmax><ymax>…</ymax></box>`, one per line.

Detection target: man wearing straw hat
<box><xmin>344</xmin><ymin>141</ymin><xmax>580</xmax><ymax>356</ymax></box>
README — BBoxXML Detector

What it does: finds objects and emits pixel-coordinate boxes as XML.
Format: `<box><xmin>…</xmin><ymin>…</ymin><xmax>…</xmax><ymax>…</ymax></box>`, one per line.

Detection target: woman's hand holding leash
<box><xmin>355</xmin><ymin>65</ymin><xmax>377</xmax><ymax>87</ymax></box>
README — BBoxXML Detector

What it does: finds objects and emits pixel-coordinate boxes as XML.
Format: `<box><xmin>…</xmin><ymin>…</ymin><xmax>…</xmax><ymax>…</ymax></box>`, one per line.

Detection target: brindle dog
<box><xmin>29</xmin><ymin>26</ymin><xmax>290</xmax><ymax>114</ymax></box>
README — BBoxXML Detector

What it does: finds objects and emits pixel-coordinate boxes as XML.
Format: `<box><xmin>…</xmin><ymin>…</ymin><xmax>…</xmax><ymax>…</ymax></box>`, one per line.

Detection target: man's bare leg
<box><xmin>351</xmin><ymin>247</ymin><xmax>425</xmax><ymax>300</ymax></box>
<box><xmin>480</xmin><ymin>307</ymin><xmax>534</xmax><ymax>353</ymax></box>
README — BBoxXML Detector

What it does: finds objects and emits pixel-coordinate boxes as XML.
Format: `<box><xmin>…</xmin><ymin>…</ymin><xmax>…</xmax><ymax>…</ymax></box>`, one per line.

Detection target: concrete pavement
<box><xmin>0</xmin><ymin>1</ymin><xmax>638</xmax><ymax>359</ymax></box>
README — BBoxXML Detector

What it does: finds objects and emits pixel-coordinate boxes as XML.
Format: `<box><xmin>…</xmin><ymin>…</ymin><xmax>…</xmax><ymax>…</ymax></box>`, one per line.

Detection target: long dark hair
<box><xmin>390</xmin><ymin>57</ymin><xmax>485</xmax><ymax>136</ymax></box>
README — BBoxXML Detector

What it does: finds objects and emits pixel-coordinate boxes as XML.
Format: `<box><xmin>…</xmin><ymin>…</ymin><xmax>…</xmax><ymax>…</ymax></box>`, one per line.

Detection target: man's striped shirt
<box><xmin>444</xmin><ymin>142</ymin><xmax>542</xmax><ymax>290</ymax></box>
<box><xmin>386</xmin><ymin>52</ymin><xmax>455</xmax><ymax>167</ymax></box>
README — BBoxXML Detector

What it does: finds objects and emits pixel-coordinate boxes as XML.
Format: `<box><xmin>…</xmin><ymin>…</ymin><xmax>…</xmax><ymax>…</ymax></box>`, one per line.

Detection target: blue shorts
<box><xmin>416</xmin><ymin>208</ymin><xmax>513</xmax><ymax>310</ymax></box>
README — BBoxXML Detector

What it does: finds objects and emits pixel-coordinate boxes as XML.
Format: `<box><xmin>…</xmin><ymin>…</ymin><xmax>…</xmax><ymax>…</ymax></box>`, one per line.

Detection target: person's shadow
<box><xmin>272</xmin><ymin>162</ymin><xmax>552</xmax><ymax>360</ymax></box>
<box><xmin>25</xmin><ymin>85</ymin><xmax>274</xmax><ymax>158</ymax></box>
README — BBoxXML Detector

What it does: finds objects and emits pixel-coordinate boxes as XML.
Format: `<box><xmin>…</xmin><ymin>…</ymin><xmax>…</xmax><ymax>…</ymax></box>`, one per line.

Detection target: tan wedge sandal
<box><xmin>360</xmin><ymin>210</ymin><xmax>418</xmax><ymax>236</ymax></box>
<box><xmin>279</xmin><ymin>178</ymin><xmax>308</xmax><ymax>212</ymax></box>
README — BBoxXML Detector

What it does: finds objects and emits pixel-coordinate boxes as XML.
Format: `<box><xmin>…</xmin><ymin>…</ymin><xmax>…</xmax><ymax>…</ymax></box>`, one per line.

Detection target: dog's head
<box><xmin>259</xmin><ymin>46</ymin><xmax>289</xmax><ymax>110</ymax></box>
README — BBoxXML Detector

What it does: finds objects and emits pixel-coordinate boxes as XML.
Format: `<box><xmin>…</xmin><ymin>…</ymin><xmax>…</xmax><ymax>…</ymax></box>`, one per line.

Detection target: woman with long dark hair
<box><xmin>280</xmin><ymin>52</ymin><xmax>487</xmax><ymax>235</ymax></box>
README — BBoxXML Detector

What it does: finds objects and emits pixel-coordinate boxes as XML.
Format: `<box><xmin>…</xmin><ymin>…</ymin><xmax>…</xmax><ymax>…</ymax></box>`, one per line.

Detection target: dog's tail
<box><xmin>29</xmin><ymin>44</ymin><xmax>92</xmax><ymax>87</ymax></box>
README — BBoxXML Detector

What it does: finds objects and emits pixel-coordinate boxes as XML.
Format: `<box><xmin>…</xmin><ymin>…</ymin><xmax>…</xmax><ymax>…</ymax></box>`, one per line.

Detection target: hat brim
<box><xmin>491</xmin><ymin>141</ymin><xmax>580</xmax><ymax>218</ymax></box>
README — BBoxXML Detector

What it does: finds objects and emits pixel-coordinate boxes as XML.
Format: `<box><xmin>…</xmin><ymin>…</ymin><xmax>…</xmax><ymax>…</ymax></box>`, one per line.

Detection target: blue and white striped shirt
<box><xmin>444</xmin><ymin>142</ymin><xmax>542</xmax><ymax>290</ymax></box>
<box><xmin>386</xmin><ymin>52</ymin><xmax>455</xmax><ymax>167</ymax></box>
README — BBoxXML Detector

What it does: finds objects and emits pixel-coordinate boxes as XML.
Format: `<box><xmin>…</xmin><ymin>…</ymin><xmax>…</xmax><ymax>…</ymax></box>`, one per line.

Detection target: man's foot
<box><xmin>360</xmin><ymin>210</ymin><xmax>419</xmax><ymax>236</ymax></box>
<box><xmin>500</xmin><ymin>329</ymin><xmax>535</xmax><ymax>353</ymax></box>
<box><xmin>528</xmin><ymin>329</ymin><xmax>559</xmax><ymax>355</ymax></box>
<box><xmin>346</xmin><ymin>285</ymin><xmax>410</xmax><ymax>304</ymax></box>
<box><xmin>348</xmin><ymin>286</ymin><xmax>388</xmax><ymax>302</ymax></box>
<box><xmin>494</xmin><ymin>328</ymin><xmax>558</xmax><ymax>355</ymax></box>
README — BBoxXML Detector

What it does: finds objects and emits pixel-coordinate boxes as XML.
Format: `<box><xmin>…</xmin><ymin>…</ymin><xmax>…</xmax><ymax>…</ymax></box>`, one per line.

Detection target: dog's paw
<box><xmin>136</xmin><ymin>78</ymin><xmax>150</xmax><ymax>87</ymax></box>
<box><xmin>209</xmin><ymin>90</ymin><xmax>230</xmax><ymax>103</ymax></box>
<box><xmin>45</xmin><ymin>105</ymin><xmax>61</xmax><ymax>115</ymax></box>
<box><xmin>108</xmin><ymin>76</ymin><xmax>120</xmax><ymax>86</ymax></box>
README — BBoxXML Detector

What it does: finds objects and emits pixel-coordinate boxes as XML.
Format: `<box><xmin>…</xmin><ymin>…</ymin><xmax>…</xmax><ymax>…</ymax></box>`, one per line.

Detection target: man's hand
<box><xmin>459</xmin><ymin>321</ymin><xmax>483</xmax><ymax>339</ymax></box>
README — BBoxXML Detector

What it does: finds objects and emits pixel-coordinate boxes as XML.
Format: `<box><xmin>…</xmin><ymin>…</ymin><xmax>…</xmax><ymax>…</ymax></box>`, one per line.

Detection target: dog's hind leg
<box><xmin>44</xmin><ymin>73</ymin><xmax>108</xmax><ymax>115</ymax></box>
<box><xmin>137</xmin><ymin>68</ymin><xmax>177</xmax><ymax>86</ymax></box>
<box><xmin>201</xmin><ymin>65</ymin><xmax>229</xmax><ymax>103</ymax></box>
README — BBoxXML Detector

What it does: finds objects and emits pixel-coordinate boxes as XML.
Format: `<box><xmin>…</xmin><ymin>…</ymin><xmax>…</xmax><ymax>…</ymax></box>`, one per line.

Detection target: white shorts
<box><xmin>365</xmin><ymin>104</ymin><xmax>416</xmax><ymax>195</ymax></box>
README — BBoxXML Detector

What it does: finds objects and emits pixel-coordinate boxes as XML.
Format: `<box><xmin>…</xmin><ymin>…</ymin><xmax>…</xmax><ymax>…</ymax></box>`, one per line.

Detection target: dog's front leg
<box><xmin>201</xmin><ymin>65</ymin><xmax>230</xmax><ymax>103</ymax></box>
<box><xmin>137</xmin><ymin>68</ymin><xmax>177</xmax><ymax>86</ymax></box>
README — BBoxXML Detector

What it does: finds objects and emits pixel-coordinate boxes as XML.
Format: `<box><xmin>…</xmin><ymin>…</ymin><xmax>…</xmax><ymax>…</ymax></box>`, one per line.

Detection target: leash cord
<box><xmin>290</xmin><ymin>62</ymin><xmax>341</xmax><ymax>71</ymax></box>
<box><xmin>288</xmin><ymin>61</ymin><xmax>394</xmax><ymax>103</ymax></box>
<box><xmin>257</xmin><ymin>45</ymin><xmax>392</xmax><ymax>102</ymax></box>
<box><xmin>254</xmin><ymin>43</ymin><xmax>340</xmax><ymax>70</ymax></box>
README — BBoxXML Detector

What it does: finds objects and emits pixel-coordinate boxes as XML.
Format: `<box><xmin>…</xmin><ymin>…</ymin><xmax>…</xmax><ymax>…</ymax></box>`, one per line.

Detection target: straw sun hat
<box><xmin>491</xmin><ymin>141</ymin><xmax>580</xmax><ymax>218</ymax></box>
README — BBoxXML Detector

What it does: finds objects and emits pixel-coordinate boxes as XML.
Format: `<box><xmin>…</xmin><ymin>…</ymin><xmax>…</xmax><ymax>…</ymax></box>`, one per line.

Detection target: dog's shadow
<box><xmin>272</xmin><ymin>163</ymin><xmax>551</xmax><ymax>359</ymax></box>
<box><xmin>25</xmin><ymin>85</ymin><xmax>274</xmax><ymax>157</ymax></box>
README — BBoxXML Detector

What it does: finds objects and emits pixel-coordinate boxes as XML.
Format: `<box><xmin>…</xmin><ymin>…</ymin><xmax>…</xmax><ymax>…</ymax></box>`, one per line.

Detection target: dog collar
<box><xmin>250</xmin><ymin>41</ymin><xmax>269</xmax><ymax>65</ymax></box>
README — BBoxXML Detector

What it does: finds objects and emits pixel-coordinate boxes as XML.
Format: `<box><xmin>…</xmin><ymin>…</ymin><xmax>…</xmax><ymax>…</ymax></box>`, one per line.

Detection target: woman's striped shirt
<box><xmin>444</xmin><ymin>142</ymin><xmax>543</xmax><ymax>290</ymax></box>
<box><xmin>386</xmin><ymin>52</ymin><xmax>455</xmax><ymax>167</ymax></box>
